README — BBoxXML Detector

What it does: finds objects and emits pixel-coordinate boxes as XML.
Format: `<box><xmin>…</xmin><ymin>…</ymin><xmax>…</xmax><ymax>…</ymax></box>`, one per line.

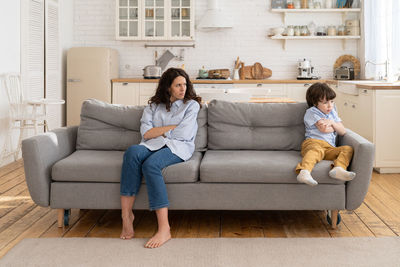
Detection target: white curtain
<box><xmin>364</xmin><ymin>0</ymin><xmax>399</xmax><ymax>81</ymax></box>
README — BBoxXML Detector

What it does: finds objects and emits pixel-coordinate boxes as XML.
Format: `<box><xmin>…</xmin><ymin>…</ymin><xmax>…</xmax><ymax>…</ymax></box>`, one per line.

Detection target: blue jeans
<box><xmin>120</xmin><ymin>144</ymin><xmax>183</xmax><ymax>211</ymax></box>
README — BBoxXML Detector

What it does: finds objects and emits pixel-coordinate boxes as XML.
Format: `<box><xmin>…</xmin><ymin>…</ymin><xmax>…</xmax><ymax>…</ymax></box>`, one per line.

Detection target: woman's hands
<box><xmin>316</xmin><ymin>119</ymin><xmax>346</xmax><ymax>136</ymax></box>
<box><xmin>143</xmin><ymin>125</ymin><xmax>177</xmax><ymax>140</ymax></box>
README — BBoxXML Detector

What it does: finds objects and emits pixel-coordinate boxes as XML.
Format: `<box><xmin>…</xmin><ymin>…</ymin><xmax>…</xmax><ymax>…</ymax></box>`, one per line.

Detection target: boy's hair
<box><xmin>306</xmin><ymin>82</ymin><xmax>336</xmax><ymax>107</ymax></box>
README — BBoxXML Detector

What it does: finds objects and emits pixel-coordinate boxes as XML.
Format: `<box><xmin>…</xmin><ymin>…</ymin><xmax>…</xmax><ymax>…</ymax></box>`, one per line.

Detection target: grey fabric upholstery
<box><xmin>52</xmin><ymin>150</ymin><xmax>203</xmax><ymax>183</ymax></box>
<box><xmin>200</xmin><ymin>150</ymin><xmax>343</xmax><ymax>184</ymax></box>
<box><xmin>76</xmin><ymin>99</ymin><xmax>144</xmax><ymax>150</ymax></box>
<box><xmin>338</xmin><ymin>129</ymin><xmax>375</xmax><ymax>210</ymax></box>
<box><xmin>207</xmin><ymin>100</ymin><xmax>307</xmax><ymax>150</ymax></box>
<box><xmin>22</xmin><ymin>126</ymin><xmax>78</xmax><ymax>206</ymax></box>
<box><xmin>50</xmin><ymin>182</ymin><xmax>345</xmax><ymax>210</ymax></box>
<box><xmin>76</xmin><ymin>99</ymin><xmax>207</xmax><ymax>151</ymax></box>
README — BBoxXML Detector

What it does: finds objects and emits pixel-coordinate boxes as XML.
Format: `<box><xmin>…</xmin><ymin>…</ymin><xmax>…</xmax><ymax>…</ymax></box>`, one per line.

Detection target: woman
<box><xmin>120</xmin><ymin>68</ymin><xmax>201</xmax><ymax>248</ymax></box>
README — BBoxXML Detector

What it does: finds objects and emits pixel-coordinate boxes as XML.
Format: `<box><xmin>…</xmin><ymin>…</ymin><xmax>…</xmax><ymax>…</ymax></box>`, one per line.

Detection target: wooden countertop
<box><xmin>112</xmin><ymin>78</ymin><xmax>327</xmax><ymax>84</ymax></box>
<box><xmin>326</xmin><ymin>80</ymin><xmax>400</xmax><ymax>90</ymax></box>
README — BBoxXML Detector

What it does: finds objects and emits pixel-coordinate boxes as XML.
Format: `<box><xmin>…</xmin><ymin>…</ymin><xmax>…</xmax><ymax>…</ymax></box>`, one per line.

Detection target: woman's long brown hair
<box><xmin>149</xmin><ymin>68</ymin><xmax>202</xmax><ymax>111</ymax></box>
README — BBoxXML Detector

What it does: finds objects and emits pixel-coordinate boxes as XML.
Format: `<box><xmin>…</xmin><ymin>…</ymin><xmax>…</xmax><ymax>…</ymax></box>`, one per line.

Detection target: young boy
<box><xmin>296</xmin><ymin>83</ymin><xmax>356</xmax><ymax>186</ymax></box>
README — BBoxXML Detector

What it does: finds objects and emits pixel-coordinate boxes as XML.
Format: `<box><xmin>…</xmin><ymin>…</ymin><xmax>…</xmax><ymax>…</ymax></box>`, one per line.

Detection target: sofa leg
<box><xmin>57</xmin><ymin>209</ymin><xmax>65</xmax><ymax>228</ymax></box>
<box><xmin>331</xmin><ymin>210</ymin><xmax>338</xmax><ymax>229</ymax></box>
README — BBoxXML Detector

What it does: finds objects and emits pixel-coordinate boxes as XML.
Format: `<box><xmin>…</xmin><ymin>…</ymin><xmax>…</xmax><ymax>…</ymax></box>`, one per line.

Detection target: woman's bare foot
<box><xmin>120</xmin><ymin>211</ymin><xmax>134</xmax><ymax>240</ymax></box>
<box><xmin>144</xmin><ymin>227</ymin><xmax>171</xmax><ymax>248</ymax></box>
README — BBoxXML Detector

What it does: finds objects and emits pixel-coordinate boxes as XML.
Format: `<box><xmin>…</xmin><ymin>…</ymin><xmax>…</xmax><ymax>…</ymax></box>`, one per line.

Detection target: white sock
<box><xmin>329</xmin><ymin>167</ymin><xmax>356</xmax><ymax>181</ymax></box>
<box><xmin>297</xmin><ymin>170</ymin><xmax>318</xmax><ymax>186</ymax></box>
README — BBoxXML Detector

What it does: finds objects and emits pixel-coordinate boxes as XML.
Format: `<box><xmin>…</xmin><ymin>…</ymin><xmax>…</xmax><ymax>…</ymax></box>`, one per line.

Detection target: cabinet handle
<box><xmin>352</xmin><ymin>104</ymin><xmax>356</xmax><ymax>108</ymax></box>
<box><xmin>304</xmin><ymin>83</ymin><xmax>310</xmax><ymax>87</ymax></box>
<box><xmin>122</xmin><ymin>82</ymin><xmax>129</xmax><ymax>86</ymax></box>
<box><xmin>344</xmin><ymin>102</ymin><xmax>348</xmax><ymax>106</ymax></box>
<box><xmin>257</xmin><ymin>84</ymin><xmax>262</xmax><ymax>87</ymax></box>
<box><xmin>363</xmin><ymin>89</ymin><xmax>368</xmax><ymax>93</ymax></box>
<box><xmin>67</xmin><ymin>79</ymin><xmax>81</xmax><ymax>82</ymax></box>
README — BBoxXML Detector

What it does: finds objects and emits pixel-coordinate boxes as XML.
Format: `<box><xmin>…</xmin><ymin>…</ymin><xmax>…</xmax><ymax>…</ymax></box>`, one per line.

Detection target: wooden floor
<box><xmin>0</xmin><ymin>160</ymin><xmax>399</xmax><ymax>257</ymax></box>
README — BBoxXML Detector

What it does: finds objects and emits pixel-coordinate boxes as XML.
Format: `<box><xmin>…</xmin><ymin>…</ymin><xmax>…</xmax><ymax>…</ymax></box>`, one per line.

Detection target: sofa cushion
<box><xmin>207</xmin><ymin>100</ymin><xmax>307</xmax><ymax>150</ymax></box>
<box><xmin>52</xmin><ymin>150</ymin><xmax>203</xmax><ymax>183</ymax></box>
<box><xmin>76</xmin><ymin>99</ymin><xmax>207</xmax><ymax>151</ymax></box>
<box><xmin>200</xmin><ymin>150</ymin><xmax>344</xmax><ymax>184</ymax></box>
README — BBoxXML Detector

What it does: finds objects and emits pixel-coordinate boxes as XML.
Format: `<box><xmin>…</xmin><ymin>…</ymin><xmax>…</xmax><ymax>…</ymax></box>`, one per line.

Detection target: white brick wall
<box><xmin>73</xmin><ymin>0</ymin><xmax>360</xmax><ymax>79</ymax></box>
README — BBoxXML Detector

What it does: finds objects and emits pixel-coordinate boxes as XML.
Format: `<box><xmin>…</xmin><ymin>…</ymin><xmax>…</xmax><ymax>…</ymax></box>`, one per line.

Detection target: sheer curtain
<box><xmin>364</xmin><ymin>0</ymin><xmax>399</xmax><ymax>81</ymax></box>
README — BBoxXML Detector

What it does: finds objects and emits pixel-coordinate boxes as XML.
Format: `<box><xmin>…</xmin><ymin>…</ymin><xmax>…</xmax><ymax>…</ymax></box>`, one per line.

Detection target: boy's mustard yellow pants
<box><xmin>295</xmin><ymin>138</ymin><xmax>354</xmax><ymax>174</ymax></box>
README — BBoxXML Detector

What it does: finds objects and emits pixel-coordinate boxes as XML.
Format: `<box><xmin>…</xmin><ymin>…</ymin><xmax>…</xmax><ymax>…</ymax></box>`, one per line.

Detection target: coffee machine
<box><xmin>297</xmin><ymin>58</ymin><xmax>314</xmax><ymax>80</ymax></box>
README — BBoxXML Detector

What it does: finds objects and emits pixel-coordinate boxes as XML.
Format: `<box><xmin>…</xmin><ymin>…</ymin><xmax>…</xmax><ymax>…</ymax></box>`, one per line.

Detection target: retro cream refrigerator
<box><xmin>66</xmin><ymin>47</ymin><xmax>119</xmax><ymax>126</ymax></box>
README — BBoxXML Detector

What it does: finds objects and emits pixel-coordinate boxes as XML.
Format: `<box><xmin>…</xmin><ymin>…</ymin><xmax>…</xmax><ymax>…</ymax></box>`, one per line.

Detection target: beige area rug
<box><xmin>1</xmin><ymin>237</ymin><xmax>400</xmax><ymax>267</ymax></box>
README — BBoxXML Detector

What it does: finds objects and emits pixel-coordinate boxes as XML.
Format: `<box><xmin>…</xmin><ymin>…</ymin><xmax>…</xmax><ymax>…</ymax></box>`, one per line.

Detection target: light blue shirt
<box><xmin>304</xmin><ymin>106</ymin><xmax>342</xmax><ymax>147</ymax></box>
<box><xmin>139</xmin><ymin>99</ymin><xmax>200</xmax><ymax>161</ymax></box>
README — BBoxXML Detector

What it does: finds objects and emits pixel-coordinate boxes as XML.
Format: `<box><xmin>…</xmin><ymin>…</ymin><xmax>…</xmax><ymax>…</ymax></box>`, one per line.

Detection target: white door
<box><xmin>45</xmin><ymin>0</ymin><xmax>62</xmax><ymax>129</ymax></box>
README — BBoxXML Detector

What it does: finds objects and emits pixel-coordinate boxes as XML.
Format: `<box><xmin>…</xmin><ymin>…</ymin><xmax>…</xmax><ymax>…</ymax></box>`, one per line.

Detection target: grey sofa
<box><xmin>22</xmin><ymin>99</ymin><xmax>374</xmax><ymax>228</ymax></box>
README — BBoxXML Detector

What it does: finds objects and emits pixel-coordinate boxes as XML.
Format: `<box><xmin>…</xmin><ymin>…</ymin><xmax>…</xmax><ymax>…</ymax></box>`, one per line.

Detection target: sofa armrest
<box><xmin>22</xmin><ymin>126</ymin><xmax>78</xmax><ymax>207</ymax></box>
<box><xmin>338</xmin><ymin>129</ymin><xmax>375</xmax><ymax>210</ymax></box>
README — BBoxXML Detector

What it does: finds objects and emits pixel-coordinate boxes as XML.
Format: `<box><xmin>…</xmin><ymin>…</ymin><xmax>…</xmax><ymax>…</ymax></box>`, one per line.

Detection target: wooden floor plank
<box><xmin>221</xmin><ymin>211</ymin><xmax>264</xmax><ymax>238</ymax></box>
<box><xmin>0</xmin><ymin>175</ymin><xmax>25</xmax><ymax>194</ymax></box>
<box><xmin>0</xmin><ymin>206</ymin><xmax>50</xmax><ymax>251</ymax></box>
<box><xmin>63</xmin><ymin>210</ymin><xmax>106</xmax><ymax>238</ymax></box>
<box><xmin>315</xmin><ymin>210</ymin><xmax>353</xmax><ymax>237</ymax></box>
<box><xmin>40</xmin><ymin>209</ymin><xmax>88</xmax><ymax>238</ymax></box>
<box><xmin>0</xmin><ymin>160</ymin><xmax>23</xmax><ymax>178</ymax></box>
<box><xmin>0</xmin><ymin>168</ymin><xmax>24</xmax><ymax>186</ymax></box>
<box><xmin>353</xmin><ymin>203</ymin><xmax>397</xmax><ymax>237</ymax></box>
<box><xmin>363</xmin><ymin>189</ymin><xmax>400</xmax><ymax>235</ymax></box>
<box><xmin>197</xmin><ymin>210</ymin><xmax>220</xmax><ymax>238</ymax></box>
<box><xmin>131</xmin><ymin>211</ymin><xmax>157</xmax><ymax>238</ymax></box>
<box><xmin>340</xmin><ymin>210</ymin><xmax>375</xmax><ymax>237</ymax></box>
<box><xmin>259</xmin><ymin>211</ymin><xmax>287</xmax><ymax>238</ymax></box>
<box><xmin>87</xmin><ymin>210</ymin><xmax>145</xmax><ymax>238</ymax></box>
<box><xmin>0</xmin><ymin>188</ymin><xmax>32</xmax><ymax>218</ymax></box>
<box><xmin>280</xmin><ymin>210</ymin><xmax>330</xmax><ymax>238</ymax></box>
<box><xmin>0</xmin><ymin>199</ymin><xmax>36</xmax><ymax>233</ymax></box>
<box><xmin>0</xmin><ymin>209</ymin><xmax>57</xmax><ymax>258</ymax></box>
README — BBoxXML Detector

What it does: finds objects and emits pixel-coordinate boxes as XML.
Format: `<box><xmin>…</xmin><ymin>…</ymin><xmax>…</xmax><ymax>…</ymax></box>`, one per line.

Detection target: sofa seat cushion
<box><xmin>52</xmin><ymin>150</ymin><xmax>203</xmax><ymax>183</ymax></box>
<box><xmin>200</xmin><ymin>150</ymin><xmax>344</xmax><ymax>184</ymax></box>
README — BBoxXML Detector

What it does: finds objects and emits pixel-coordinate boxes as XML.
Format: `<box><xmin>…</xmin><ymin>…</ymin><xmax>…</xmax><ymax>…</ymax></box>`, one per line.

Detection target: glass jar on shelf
<box><xmin>294</xmin><ymin>26</ymin><xmax>301</xmax><ymax>36</ymax></box>
<box><xmin>337</xmin><ymin>25</ymin><xmax>345</xmax><ymax>35</ymax></box>
<box><xmin>300</xmin><ymin>25</ymin><xmax>309</xmax><ymax>36</ymax></box>
<box><xmin>294</xmin><ymin>0</ymin><xmax>301</xmax><ymax>9</ymax></box>
<box><xmin>287</xmin><ymin>0</ymin><xmax>294</xmax><ymax>8</ymax></box>
<box><xmin>286</xmin><ymin>25</ymin><xmax>294</xmax><ymax>36</ymax></box>
<box><xmin>316</xmin><ymin>26</ymin><xmax>326</xmax><ymax>36</ymax></box>
<box><xmin>327</xmin><ymin>25</ymin><xmax>337</xmax><ymax>36</ymax></box>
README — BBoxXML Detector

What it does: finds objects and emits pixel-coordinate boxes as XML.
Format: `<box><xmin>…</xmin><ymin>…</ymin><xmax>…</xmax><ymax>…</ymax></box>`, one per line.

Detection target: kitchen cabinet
<box><xmin>334</xmin><ymin>85</ymin><xmax>400</xmax><ymax>173</ymax></box>
<box><xmin>286</xmin><ymin>83</ymin><xmax>310</xmax><ymax>102</ymax></box>
<box><xmin>116</xmin><ymin>0</ymin><xmax>194</xmax><ymax>41</ymax></box>
<box><xmin>112</xmin><ymin>81</ymin><xmax>311</xmax><ymax>105</ymax></box>
<box><xmin>231</xmin><ymin>84</ymin><xmax>287</xmax><ymax>97</ymax></box>
<box><xmin>269</xmin><ymin>8</ymin><xmax>361</xmax><ymax>50</ymax></box>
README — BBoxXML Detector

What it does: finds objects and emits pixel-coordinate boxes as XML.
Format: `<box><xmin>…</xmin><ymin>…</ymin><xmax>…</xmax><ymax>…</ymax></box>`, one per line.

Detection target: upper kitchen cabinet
<box><xmin>115</xmin><ymin>0</ymin><xmax>195</xmax><ymax>41</ymax></box>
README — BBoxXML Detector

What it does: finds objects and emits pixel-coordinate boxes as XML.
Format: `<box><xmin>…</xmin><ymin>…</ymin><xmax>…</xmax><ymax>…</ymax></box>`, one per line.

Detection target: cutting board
<box><xmin>239</xmin><ymin>62</ymin><xmax>272</xmax><ymax>79</ymax></box>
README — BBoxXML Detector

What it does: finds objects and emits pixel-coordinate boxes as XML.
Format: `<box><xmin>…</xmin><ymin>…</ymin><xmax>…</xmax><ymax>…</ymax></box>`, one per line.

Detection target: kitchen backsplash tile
<box><xmin>73</xmin><ymin>0</ymin><xmax>359</xmax><ymax>79</ymax></box>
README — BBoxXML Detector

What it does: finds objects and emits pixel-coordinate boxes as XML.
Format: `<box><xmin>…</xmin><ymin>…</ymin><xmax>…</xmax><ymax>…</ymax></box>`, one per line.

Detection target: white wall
<box><xmin>0</xmin><ymin>1</ymin><xmax>21</xmax><ymax>166</ymax></box>
<box><xmin>72</xmin><ymin>0</ymin><xmax>360</xmax><ymax>79</ymax></box>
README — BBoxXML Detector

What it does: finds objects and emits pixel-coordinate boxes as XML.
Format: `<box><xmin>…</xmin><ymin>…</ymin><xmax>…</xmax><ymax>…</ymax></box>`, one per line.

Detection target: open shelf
<box><xmin>268</xmin><ymin>35</ymin><xmax>361</xmax><ymax>50</ymax></box>
<box><xmin>271</xmin><ymin>8</ymin><xmax>361</xmax><ymax>24</ymax></box>
<box><xmin>271</xmin><ymin>8</ymin><xmax>361</xmax><ymax>13</ymax></box>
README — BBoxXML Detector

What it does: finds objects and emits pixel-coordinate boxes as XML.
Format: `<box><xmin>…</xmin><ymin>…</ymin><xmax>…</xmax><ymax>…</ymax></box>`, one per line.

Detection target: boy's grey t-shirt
<box><xmin>304</xmin><ymin>106</ymin><xmax>342</xmax><ymax>147</ymax></box>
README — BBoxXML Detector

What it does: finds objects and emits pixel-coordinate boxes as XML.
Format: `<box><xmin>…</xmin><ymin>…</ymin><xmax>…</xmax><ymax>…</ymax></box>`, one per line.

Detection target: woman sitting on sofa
<box><xmin>120</xmin><ymin>68</ymin><xmax>202</xmax><ymax>248</ymax></box>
